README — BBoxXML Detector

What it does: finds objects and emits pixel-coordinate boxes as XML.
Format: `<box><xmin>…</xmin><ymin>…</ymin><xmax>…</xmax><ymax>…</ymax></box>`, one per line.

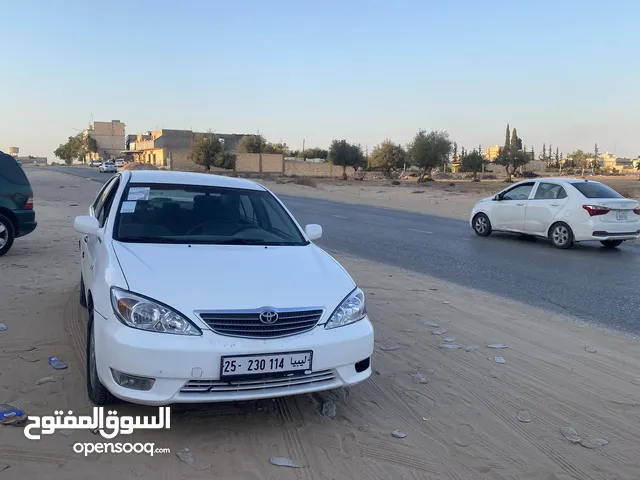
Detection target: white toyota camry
<box><xmin>73</xmin><ymin>170</ymin><xmax>374</xmax><ymax>406</ymax></box>
<box><xmin>470</xmin><ymin>178</ymin><xmax>640</xmax><ymax>249</ymax></box>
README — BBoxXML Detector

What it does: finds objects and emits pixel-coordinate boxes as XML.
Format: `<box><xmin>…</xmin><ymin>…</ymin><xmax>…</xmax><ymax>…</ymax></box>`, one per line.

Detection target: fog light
<box><xmin>355</xmin><ymin>357</ymin><xmax>371</xmax><ymax>373</ymax></box>
<box><xmin>110</xmin><ymin>369</ymin><xmax>155</xmax><ymax>391</ymax></box>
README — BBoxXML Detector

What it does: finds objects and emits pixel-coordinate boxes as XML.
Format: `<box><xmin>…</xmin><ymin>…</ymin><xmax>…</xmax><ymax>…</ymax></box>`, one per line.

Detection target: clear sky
<box><xmin>1</xmin><ymin>0</ymin><xmax>638</xmax><ymax>159</ymax></box>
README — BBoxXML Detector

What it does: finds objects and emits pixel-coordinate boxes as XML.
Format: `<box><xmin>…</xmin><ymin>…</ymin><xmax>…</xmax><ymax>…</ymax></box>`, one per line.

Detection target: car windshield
<box><xmin>569</xmin><ymin>181</ymin><xmax>623</xmax><ymax>199</ymax></box>
<box><xmin>113</xmin><ymin>183</ymin><xmax>309</xmax><ymax>246</ymax></box>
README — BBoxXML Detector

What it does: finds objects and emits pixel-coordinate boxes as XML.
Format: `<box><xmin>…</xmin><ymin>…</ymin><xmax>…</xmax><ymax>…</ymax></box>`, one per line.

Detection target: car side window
<box><xmin>502</xmin><ymin>183</ymin><xmax>534</xmax><ymax>201</ymax></box>
<box><xmin>534</xmin><ymin>183</ymin><xmax>567</xmax><ymax>200</ymax></box>
<box><xmin>97</xmin><ymin>179</ymin><xmax>121</xmax><ymax>228</ymax></box>
<box><xmin>92</xmin><ymin>176</ymin><xmax>117</xmax><ymax>216</ymax></box>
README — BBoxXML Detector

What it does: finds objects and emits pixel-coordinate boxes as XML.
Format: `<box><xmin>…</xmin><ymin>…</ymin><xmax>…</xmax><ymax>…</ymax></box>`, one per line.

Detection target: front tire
<box><xmin>549</xmin><ymin>222</ymin><xmax>574</xmax><ymax>249</ymax></box>
<box><xmin>601</xmin><ymin>240</ymin><xmax>623</xmax><ymax>248</ymax></box>
<box><xmin>79</xmin><ymin>274</ymin><xmax>87</xmax><ymax>307</ymax></box>
<box><xmin>87</xmin><ymin>305</ymin><xmax>117</xmax><ymax>406</ymax></box>
<box><xmin>0</xmin><ymin>214</ymin><xmax>16</xmax><ymax>257</ymax></box>
<box><xmin>472</xmin><ymin>213</ymin><xmax>492</xmax><ymax>237</ymax></box>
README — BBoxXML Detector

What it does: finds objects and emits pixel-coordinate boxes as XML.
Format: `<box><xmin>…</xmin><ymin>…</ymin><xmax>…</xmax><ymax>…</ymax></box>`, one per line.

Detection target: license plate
<box><xmin>220</xmin><ymin>351</ymin><xmax>313</xmax><ymax>379</ymax></box>
<box><xmin>616</xmin><ymin>211</ymin><xmax>628</xmax><ymax>220</ymax></box>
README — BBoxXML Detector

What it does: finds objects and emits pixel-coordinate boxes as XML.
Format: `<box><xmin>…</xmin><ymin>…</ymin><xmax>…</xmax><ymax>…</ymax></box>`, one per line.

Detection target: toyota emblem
<box><xmin>259</xmin><ymin>310</ymin><xmax>279</xmax><ymax>324</ymax></box>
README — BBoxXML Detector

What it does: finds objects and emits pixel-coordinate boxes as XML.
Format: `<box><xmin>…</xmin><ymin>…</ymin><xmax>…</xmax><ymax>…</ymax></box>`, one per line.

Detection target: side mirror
<box><xmin>493</xmin><ymin>194</ymin><xmax>501</xmax><ymax>201</ymax></box>
<box><xmin>304</xmin><ymin>224</ymin><xmax>322</xmax><ymax>241</ymax></box>
<box><xmin>74</xmin><ymin>215</ymin><xmax>100</xmax><ymax>237</ymax></box>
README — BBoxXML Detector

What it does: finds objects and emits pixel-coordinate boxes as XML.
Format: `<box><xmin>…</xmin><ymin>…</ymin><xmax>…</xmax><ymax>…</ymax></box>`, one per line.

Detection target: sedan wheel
<box><xmin>0</xmin><ymin>214</ymin><xmax>16</xmax><ymax>257</ymax></box>
<box><xmin>549</xmin><ymin>223</ymin><xmax>573</xmax><ymax>249</ymax></box>
<box><xmin>473</xmin><ymin>213</ymin><xmax>492</xmax><ymax>237</ymax></box>
<box><xmin>86</xmin><ymin>307</ymin><xmax>117</xmax><ymax>405</ymax></box>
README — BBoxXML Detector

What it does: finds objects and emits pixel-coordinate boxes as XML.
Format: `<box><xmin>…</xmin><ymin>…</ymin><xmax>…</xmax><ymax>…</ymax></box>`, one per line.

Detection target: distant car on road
<box><xmin>73</xmin><ymin>170</ymin><xmax>373</xmax><ymax>406</ymax></box>
<box><xmin>470</xmin><ymin>178</ymin><xmax>640</xmax><ymax>249</ymax></box>
<box><xmin>99</xmin><ymin>161</ymin><xmax>117</xmax><ymax>173</ymax></box>
<box><xmin>89</xmin><ymin>159</ymin><xmax>102</xmax><ymax>167</ymax></box>
<box><xmin>114</xmin><ymin>159</ymin><xmax>124</xmax><ymax>168</ymax></box>
<box><xmin>0</xmin><ymin>151</ymin><xmax>37</xmax><ymax>256</ymax></box>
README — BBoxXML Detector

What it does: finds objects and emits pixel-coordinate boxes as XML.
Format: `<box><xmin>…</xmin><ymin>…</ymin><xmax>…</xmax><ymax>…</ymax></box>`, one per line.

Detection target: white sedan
<box><xmin>470</xmin><ymin>178</ymin><xmax>640</xmax><ymax>249</ymax></box>
<box><xmin>73</xmin><ymin>170</ymin><xmax>374</xmax><ymax>406</ymax></box>
<box><xmin>98</xmin><ymin>161</ymin><xmax>117</xmax><ymax>173</ymax></box>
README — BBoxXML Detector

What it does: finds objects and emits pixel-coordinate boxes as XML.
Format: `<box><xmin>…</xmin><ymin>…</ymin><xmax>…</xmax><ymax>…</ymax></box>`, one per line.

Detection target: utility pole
<box><xmin>302</xmin><ymin>139</ymin><xmax>305</xmax><ymax>160</ymax></box>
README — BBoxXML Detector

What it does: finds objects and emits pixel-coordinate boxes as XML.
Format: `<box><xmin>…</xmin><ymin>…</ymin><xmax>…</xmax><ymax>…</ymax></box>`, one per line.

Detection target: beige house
<box><xmin>126</xmin><ymin>129</ymin><xmax>249</xmax><ymax>168</ymax></box>
<box><xmin>83</xmin><ymin>120</ymin><xmax>126</xmax><ymax>161</ymax></box>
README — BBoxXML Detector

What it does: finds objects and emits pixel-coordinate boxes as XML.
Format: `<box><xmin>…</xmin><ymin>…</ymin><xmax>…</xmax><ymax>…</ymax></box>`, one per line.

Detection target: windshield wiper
<box><xmin>117</xmin><ymin>236</ymin><xmax>182</xmax><ymax>244</ymax></box>
<box><xmin>211</xmin><ymin>239</ymin><xmax>302</xmax><ymax>246</ymax></box>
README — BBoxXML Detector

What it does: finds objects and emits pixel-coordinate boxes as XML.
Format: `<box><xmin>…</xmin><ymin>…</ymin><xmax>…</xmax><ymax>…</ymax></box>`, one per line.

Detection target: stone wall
<box><xmin>235</xmin><ymin>153</ymin><xmax>285</xmax><ymax>173</ymax></box>
<box><xmin>284</xmin><ymin>159</ymin><xmax>345</xmax><ymax>177</ymax></box>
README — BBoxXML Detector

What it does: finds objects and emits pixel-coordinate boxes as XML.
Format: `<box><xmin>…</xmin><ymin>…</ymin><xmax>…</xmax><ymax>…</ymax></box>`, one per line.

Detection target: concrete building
<box><xmin>83</xmin><ymin>120</ymin><xmax>126</xmax><ymax>161</ymax></box>
<box><xmin>126</xmin><ymin>129</ymin><xmax>249</xmax><ymax>168</ymax></box>
<box><xmin>483</xmin><ymin>145</ymin><xmax>501</xmax><ymax>161</ymax></box>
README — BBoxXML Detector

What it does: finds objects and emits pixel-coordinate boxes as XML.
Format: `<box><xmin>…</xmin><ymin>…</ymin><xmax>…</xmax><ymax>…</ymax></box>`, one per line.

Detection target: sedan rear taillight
<box><xmin>633</xmin><ymin>208</ymin><xmax>640</xmax><ymax>215</ymax></box>
<box><xmin>24</xmin><ymin>196</ymin><xmax>33</xmax><ymax>210</ymax></box>
<box><xmin>582</xmin><ymin>205</ymin><xmax>610</xmax><ymax>216</ymax></box>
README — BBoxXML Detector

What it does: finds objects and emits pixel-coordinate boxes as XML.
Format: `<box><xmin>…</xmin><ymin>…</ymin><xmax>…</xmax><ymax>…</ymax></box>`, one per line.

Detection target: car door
<box><xmin>524</xmin><ymin>182</ymin><xmax>569</xmax><ymax>235</ymax></box>
<box><xmin>82</xmin><ymin>176</ymin><xmax>120</xmax><ymax>291</ymax></box>
<box><xmin>491</xmin><ymin>182</ymin><xmax>535</xmax><ymax>232</ymax></box>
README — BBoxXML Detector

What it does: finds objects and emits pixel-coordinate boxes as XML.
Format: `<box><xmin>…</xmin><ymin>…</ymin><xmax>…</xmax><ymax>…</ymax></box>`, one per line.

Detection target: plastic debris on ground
<box><xmin>423</xmin><ymin>321</ymin><xmax>440</xmax><ymax>327</ymax></box>
<box><xmin>439</xmin><ymin>344</ymin><xmax>460</xmax><ymax>349</ymax></box>
<box><xmin>380</xmin><ymin>345</ymin><xmax>401</xmax><ymax>351</ymax></box>
<box><xmin>391</xmin><ymin>429</ymin><xmax>408</xmax><ymax>438</ymax></box>
<box><xmin>465</xmin><ymin>345</ymin><xmax>479</xmax><ymax>352</ymax></box>
<box><xmin>487</xmin><ymin>344</ymin><xmax>507</xmax><ymax>349</ymax></box>
<box><xmin>431</xmin><ymin>330</ymin><xmax>447</xmax><ymax>335</ymax></box>
<box><xmin>494</xmin><ymin>356</ymin><xmax>505</xmax><ymax>364</ymax></box>
<box><xmin>517</xmin><ymin>410</ymin><xmax>532</xmax><ymax>423</ymax></box>
<box><xmin>560</xmin><ymin>427</ymin><xmax>581</xmax><ymax>443</ymax></box>
<box><xmin>321</xmin><ymin>401</ymin><xmax>336</xmax><ymax>418</ymax></box>
<box><xmin>270</xmin><ymin>457</ymin><xmax>302</xmax><ymax>468</ymax></box>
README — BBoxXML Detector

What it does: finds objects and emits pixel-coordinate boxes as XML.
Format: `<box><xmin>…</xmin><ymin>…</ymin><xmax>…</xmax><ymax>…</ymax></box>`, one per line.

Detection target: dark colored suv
<box><xmin>0</xmin><ymin>151</ymin><xmax>37</xmax><ymax>256</ymax></box>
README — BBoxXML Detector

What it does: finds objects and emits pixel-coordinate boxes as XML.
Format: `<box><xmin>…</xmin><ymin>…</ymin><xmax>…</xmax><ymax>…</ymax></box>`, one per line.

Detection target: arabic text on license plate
<box><xmin>220</xmin><ymin>351</ymin><xmax>312</xmax><ymax>378</ymax></box>
<box><xmin>616</xmin><ymin>211</ymin><xmax>628</xmax><ymax>220</ymax></box>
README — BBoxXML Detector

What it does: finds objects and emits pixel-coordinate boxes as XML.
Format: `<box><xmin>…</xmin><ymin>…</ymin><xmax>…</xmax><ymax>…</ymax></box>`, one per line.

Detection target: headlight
<box><xmin>325</xmin><ymin>287</ymin><xmax>366</xmax><ymax>330</ymax></box>
<box><xmin>110</xmin><ymin>287</ymin><xmax>201</xmax><ymax>336</ymax></box>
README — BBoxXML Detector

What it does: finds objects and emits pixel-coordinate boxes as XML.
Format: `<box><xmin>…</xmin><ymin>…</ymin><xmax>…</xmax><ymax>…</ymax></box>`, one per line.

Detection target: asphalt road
<box><xmin>49</xmin><ymin>166</ymin><xmax>640</xmax><ymax>335</ymax></box>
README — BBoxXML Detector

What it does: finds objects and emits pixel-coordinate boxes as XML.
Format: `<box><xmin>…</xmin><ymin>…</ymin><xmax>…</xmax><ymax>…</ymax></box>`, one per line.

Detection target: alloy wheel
<box><xmin>552</xmin><ymin>225</ymin><xmax>569</xmax><ymax>246</ymax></box>
<box><xmin>475</xmin><ymin>216</ymin><xmax>488</xmax><ymax>234</ymax></box>
<box><xmin>0</xmin><ymin>222</ymin><xmax>7</xmax><ymax>248</ymax></box>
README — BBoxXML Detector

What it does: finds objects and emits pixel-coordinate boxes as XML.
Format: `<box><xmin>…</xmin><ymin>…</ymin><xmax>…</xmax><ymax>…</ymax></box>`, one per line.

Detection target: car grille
<box><xmin>180</xmin><ymin>369</ymin><xmax>335</xmax><ymax>393</ymax></box>
<box><xmin>198</xmin><ymin>308</ymin><xmax>324</xmax><ymax>338</ymax></box>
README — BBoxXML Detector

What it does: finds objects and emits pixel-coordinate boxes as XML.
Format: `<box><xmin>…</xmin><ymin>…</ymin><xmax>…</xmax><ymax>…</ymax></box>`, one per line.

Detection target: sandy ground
<box><xmin>1</xmin><ymin>169</ymin><xmax>639</xmax><ymax>479</ymax></box>
<box><xmin>261</xmin><ymin>176</ymin><xmax>640</xmax><ymax>221</ymax></box>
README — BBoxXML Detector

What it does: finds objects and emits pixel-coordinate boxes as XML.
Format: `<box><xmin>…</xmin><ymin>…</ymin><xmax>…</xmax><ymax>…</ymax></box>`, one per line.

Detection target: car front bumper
<box><xmin>94</xmin><ymin>313</ymin><xmax>375</xmax><ymax>406</ymax></box>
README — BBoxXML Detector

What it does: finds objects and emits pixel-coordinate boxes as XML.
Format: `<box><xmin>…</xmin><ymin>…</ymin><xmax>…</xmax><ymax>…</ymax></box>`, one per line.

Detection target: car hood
<box><xmin>111</xmin><ymin>242</ymin><xmax>356</xmax><ymax>319</ymax></box>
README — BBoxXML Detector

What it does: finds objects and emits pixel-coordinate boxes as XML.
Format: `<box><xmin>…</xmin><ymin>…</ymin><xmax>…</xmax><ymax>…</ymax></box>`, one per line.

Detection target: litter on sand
<box><xmin>494</xmin><ymin>356</ymin><xmax>505</xmax><ymax>364</ymax></box>
<box><xmin>48</xmin><ymin>357</ymin><xmax>68</xmax><ymax>370</ymax></box>
<box><xmin>560</xmin><ymin>427</ymin><xmax>581</xmax><ymax>443</ymax></box>
<box><xmin>517</xmin><ymin>410</ymin><xmax>532</xmax><ymax>423</ymax></box>
<box><xmin>270</xmin><ymin>457</ymin><xmax>302</xmax><ymax>468</ymax></box>
<box><xmin>0</xmin><ymin>405</ymin><xmax>27</xmax><ymax>426</ymax></box>
<box><xmin>431</xmin><ymin>330</ymin><xmax>447</xmax><ymax>335</ymax></box>
<box><xmin>0</xmin><ymin>324</ymin><xmax>7</xmax><ymax>331</ymax></box>
<box><xmin>410</xmin><ymin>373</ymin><xmax>428</xmax><ymax>384</ymax></box>
<box><xmin>580</xmin><ymin>437</ymin><xmax>609</xmax><ymax>449</ymax></box>
<box><xmin>35</xmin><ymin>376</ymin><xmax>62</xmax><ymax>385</ymax></box>
<box><xmin>59</xmin><ymin>429</ymin><xmax>73</xmax><ymax>437</ymax></box>
<box><xmin>585</xmin><ymin>346</ymin><xmax>597</xmax><ymax>353</ymax></box>
<box><xmin>442</xmin><ymin>301</ymin><xmax>451</xmax><ymax>305</ymax></box>
<box><xmin>465</xmin><ymin>345</ymin><xmax>479</xmax><ymax>352</ymax></box>
<box><xmin>176</xmin><ymin>448</ymin><xmax>211</xmax><ymax>471</ymax></box>
<box><xmin>443</xmin><ymin>337</ymin><xmax>456</xmax><ymax>343</ymax></box>
<box><xmin>321</xmin><ymin>401</ymin><xmax>336</xmax><ymax>418</ymax></box>
<box><xmin>439</xmin><ymin>344</ymin><xmax>460</xmax><ymax>349</ymax></box>
<box><xmin>391</xmin><ymin>429</ymin><xmax>408</xmax><ymax>438</ymax></box>
<box><xmin>380</xmin><ymin>345</ymin><xmax>401</xmax><ymax>351</ymax></box>
<box><xmin>423</xmin><ymin>321</ymin><xmax>440</xmax><ymax>327</ymax></box>
<box><xmin>487</xmin><ymin>344</ymin><xmax>507</xmax><ymax>349</ymax></box>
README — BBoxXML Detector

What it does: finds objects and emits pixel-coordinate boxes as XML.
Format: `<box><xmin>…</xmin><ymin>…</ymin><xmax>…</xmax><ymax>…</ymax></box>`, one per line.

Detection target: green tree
<box><xmin>555</xmin><ymin>147</ymin><xmax>560</xmax><ymax>166</ymax></box>
<box><xmin>510</xmin><ymin>128</ymin><xmax>519</xmax><ymax>151</ymax></box>
<box><xmin>504</xmin><ymin>123</ymin><xmax>511</xmax><ymax>148</ymax></box>
<box><xmin>369</xmin><ymin>140</ymin><xmax>407</xmax><ymax>177</ymax></box>
<box><xmin>264</xmin><ymin>142</ymin><xmax>289</xmax><ymax>155</ymax></box>
<box><xmin>530</xmin><ymin>146</ymin><xmax>535</xmax><ymax>161</ymax></box>
<box><xmin>189</xmin><ymin>132</ymin><xmax>224</xmax><ymax>171</ymax></box>
<box><xmin>539</xmin><ymin>143</ymin><xmax>547</xmax><ymax>164</ymax></box>
<box><xmin>460</xmin><ymin>149</ymin><xmax>488</xmax><ymax>181</ymax></box>
<box><xmin>569</xmin><ymin>149</ymin><xmax>590</xmax><ymax>177</ymax></box>
<box><xmin>54</xmin><ymin>134</ymin><xmax>85</xmax><ymax>165</ymax></box>
<box><xmin>408</xmin><ymin>130</ymin><xmax>453</xmax><ymax>182</ymax></box>
<box><xmin>495</xmin><ymin>146</ymin><xmax>530</xmax><ymax>182</ymax></box>
<box><xmin>328</xmin><ymin>140</ymin><xmax>366</xmax><ymax>180</ymax></box>
<box><xmin>303</xmin><ymin>148</ymin><xmax>328</xmax><ymax>159</ymax></box>
<box><xmin>592</xmin><ymin>143</ymin><xmax>600</xmax><ymax>171</ymax></box>
<box><xmin>236</xmin><ymin>135</ymin><xmax>267</xmax><ymax>154</ymax></box>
